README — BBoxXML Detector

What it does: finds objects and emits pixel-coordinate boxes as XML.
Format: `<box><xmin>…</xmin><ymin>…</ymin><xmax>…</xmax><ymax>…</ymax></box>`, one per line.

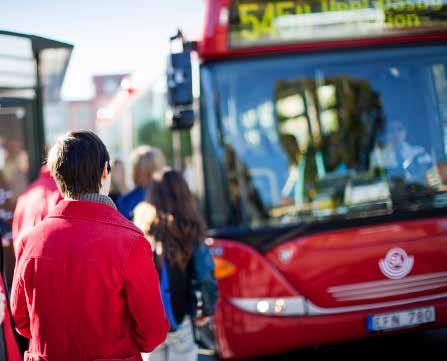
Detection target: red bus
<box><xmin>167</xmin><ymin>0</ymin><xmax>447</xmax><ymax>359</ymax></box>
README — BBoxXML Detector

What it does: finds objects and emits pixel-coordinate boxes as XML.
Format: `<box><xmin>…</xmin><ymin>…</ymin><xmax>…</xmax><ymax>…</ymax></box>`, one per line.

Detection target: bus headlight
<box><xmin>230</xmin><ymin>296</ymin><xmax>308</xmax><ymax>316</ymax></box>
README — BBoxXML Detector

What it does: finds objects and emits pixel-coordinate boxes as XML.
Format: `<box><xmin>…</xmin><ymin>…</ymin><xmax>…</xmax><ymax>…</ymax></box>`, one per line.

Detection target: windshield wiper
<box><xmin>390</xmin><ymin>190</ymin><xmax>442</xmax><ymax>213</ymax></box>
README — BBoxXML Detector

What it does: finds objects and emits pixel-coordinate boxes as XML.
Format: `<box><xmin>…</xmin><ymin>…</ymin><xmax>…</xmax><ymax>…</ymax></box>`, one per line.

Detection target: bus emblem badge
<box><xmin>379</xmin><ymin>248</ymin><xmax>414</xmax><ymax>280</ymax></box>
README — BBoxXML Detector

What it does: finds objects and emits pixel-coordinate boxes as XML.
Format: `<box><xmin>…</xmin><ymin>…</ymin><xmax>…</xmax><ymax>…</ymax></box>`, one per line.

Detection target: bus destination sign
<box><xmin>229</xmin><ymin>0</ymin><xmax>447</xmax><ymax>48</ymax></box>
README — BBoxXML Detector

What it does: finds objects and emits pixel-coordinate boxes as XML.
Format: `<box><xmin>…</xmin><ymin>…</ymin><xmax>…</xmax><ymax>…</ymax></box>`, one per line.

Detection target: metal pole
<box><xmin>172</xmin><ymin>131</ymin><xmax>182</xmax><ymax>171</ymax></box>
<box><xmin>34</xmin><ymin>51</ymin><xmax>46</xmax><ymax>178</ymax></box>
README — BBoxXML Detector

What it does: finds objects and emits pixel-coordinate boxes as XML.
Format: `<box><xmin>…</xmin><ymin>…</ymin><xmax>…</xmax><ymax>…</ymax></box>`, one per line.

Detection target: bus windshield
<box><xmin>208</xmin><ymin>45</ymin><xmax>447</xmax><ymax>228</ymax></box>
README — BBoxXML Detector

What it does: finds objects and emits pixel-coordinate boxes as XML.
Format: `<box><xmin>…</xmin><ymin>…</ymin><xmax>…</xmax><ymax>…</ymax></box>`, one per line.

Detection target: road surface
<box><xmin>199</xmin><ymin>328</ymin><xmax>447</xmax><ymax>360</ymax></box>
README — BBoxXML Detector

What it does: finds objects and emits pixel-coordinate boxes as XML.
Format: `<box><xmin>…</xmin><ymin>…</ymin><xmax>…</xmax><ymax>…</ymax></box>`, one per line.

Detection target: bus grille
<box><xmin>328</xmin><ymin>271</ymin><xmax>447</xmax><ymax>302</ymax></box>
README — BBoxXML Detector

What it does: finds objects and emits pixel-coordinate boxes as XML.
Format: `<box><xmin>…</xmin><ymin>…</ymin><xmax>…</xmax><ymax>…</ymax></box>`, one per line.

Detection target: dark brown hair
<box><xmin>47</xmin><ymin>131</ymin><xmax>110</xmax><ymax>197</ymax></box>
<box><xmin>147</xmin><ymin>169</ymin><xmax>206</xmax><ymax>269</ymax></box>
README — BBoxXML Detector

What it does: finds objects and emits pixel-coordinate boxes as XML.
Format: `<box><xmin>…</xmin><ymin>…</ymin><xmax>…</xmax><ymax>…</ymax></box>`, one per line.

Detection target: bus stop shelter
<box><xmin>0</xmin><ymin>29</ymin><xmax>73</xmax><ymax>304</ymax></box>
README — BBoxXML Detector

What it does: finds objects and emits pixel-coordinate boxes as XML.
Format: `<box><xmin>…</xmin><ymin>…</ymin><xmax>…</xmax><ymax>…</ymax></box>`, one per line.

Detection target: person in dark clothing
<box><xmin>109</xmin><ymin>159</ymin><xmax>127</xmax><ymax>204</ymax></box>
<box><xmin>134</xmin><ymin>170</ymin><xmax>217</xmax><ymax>361</ymax></box>
<box><xmin>117</xmin><ymin>146</ymin><xmax>165</xmax><ymax>219</ymax></box>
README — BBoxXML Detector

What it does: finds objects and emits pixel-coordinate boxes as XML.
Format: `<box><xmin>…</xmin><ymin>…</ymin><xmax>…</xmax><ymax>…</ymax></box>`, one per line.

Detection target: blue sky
<box><xmin>1</xmin><ymin>0</ymin><xmax>204</xmax><ymax>99</ymax></box>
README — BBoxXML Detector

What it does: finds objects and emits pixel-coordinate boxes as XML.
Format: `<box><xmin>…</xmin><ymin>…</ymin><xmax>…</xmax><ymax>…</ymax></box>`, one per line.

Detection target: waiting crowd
<box><xmin>0</xmin><ymin>131</ymin><xmax>218</xmax><ymax>361</ymax></box>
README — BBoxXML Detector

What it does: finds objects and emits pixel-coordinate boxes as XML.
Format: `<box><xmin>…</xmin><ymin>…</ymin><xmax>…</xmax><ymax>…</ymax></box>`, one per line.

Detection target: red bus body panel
<box><xmin>215</xmin><ymin>296</ymin><xmax>447</xmax><ymax>359</ymax></box>
<box><xmin>211</xmin><ymin>217</ymin><xmax>447</xmax><ymax>359</ymax></box>
<box><xmin>268</xmin><ymin>218</ymin><xmax>447</xmax><ymax>308</ymax></box>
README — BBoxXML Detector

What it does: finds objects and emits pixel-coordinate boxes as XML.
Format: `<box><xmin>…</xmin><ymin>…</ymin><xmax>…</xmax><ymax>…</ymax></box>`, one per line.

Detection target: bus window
<box><xmin>210</xmin><ymin>45</ymin><xmax>447</xmax><ymax>228</ymax></box>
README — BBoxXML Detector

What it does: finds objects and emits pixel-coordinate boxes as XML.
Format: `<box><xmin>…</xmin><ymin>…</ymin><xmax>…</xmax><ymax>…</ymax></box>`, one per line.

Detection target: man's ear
<box><xmin>102</xmin><ymin>162</ymin><xmax>109</xmax><ymax>179</ymax></box>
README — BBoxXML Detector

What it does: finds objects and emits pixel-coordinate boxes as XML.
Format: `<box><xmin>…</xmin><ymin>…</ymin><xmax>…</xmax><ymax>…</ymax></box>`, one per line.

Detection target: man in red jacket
<box><xmin>12</xmin><ymin>165</ymin><xmax>62</xmax><ymax>259</ymax></box>
<box><xmin>1</xmin><ymin>274</ymin><xmax>21</xmax><ymax>361</ymax></box>
<box><xmin>11</xmin><ymin>131</ymin><xmax>168</xmax><ymax>361</ymax></box>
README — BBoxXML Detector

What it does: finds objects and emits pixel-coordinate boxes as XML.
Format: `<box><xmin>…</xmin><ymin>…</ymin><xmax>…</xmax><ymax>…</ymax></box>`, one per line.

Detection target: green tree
<box><xmin>136</xmin><ymin>119</ymin><xmax>192</xmax><ymax>168</ymax></box>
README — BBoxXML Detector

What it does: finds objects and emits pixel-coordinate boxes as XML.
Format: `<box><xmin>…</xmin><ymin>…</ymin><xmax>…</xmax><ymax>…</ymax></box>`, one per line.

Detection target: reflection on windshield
<box><xmin>213</xmin><ymin>46</ymin><xmax>447</xmax><ymax>227</ymax></box>
<box><xmin>275</xmin><ymin>75</ymin><xmax>384</xmax><ymax>211</ymax></box>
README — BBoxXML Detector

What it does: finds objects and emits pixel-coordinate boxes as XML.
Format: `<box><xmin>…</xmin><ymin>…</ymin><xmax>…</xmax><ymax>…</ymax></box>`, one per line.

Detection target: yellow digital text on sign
<box><xmin>232</xmin><ymin>0</ymin><xmax>447</xmax><ymax>41</ymax></box>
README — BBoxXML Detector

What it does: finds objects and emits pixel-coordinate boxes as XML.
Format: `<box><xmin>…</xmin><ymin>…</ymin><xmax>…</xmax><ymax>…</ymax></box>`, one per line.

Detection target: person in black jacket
<box><xmin>134</xmin><ymin>169</ymin><xmax>217</xmax><ymax>361</ymax></box>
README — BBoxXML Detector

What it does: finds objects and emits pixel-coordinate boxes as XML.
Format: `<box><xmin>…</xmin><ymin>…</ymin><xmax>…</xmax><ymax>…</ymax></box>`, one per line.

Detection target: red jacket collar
<box><xmin>47</xmin><ymin>199</ymin><xmax>143</xmax><ymax>235</ymax></box>
<box><xmin>39</xmin><ymin>165</ymin><xmax>53</xmax><ymax>179</ymax></box>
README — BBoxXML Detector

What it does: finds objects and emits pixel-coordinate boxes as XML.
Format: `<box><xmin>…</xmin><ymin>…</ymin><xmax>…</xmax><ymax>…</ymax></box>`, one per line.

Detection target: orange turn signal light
<box><xmin>213</xmin><ymin>256</ymin><xmax>237</xmax><ymax>280</ymax></box>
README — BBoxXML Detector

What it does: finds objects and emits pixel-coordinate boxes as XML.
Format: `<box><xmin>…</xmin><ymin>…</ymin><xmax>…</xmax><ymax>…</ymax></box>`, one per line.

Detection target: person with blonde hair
<box><xmin>117</xmin><ymin>146</ymin><xmax>165</xmax><ymax>219</ymax></box>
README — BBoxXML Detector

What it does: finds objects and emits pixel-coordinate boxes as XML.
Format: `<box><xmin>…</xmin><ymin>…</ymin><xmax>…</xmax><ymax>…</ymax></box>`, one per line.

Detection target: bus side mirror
<box><xmin>167</xmin><ymin>30</ymin><xmax>195</xmax><ymax>130</ymax></box>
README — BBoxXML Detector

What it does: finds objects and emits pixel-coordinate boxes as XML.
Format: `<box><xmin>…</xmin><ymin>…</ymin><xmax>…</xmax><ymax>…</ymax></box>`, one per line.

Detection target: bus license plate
<box><xmin>367</xmin><ymin>306</ymin><xmax>436</xmax><ymax>332</ymax></box>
